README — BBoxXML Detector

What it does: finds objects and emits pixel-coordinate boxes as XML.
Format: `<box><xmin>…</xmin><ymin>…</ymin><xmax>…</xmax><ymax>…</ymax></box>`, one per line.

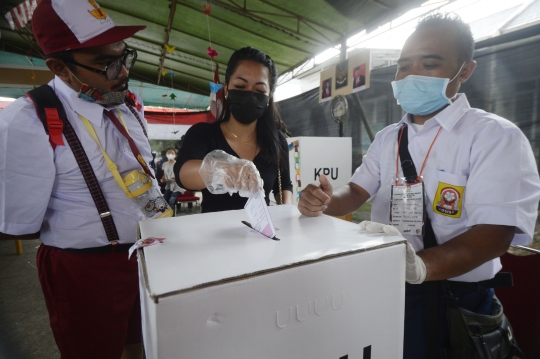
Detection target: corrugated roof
<box><xmin>503</xmin><ymin>0</ymin><xmax>540</xmax><ymax>31</ymax></box>
<box><xmin>0</xmin><ymin>0</ymin><xmax>425</xmax><ymax>96</ymax></box>
<box><xmin>469</xmin><ymin>5</ymin><xmax>521</xmax><ymax>40</ymax></box>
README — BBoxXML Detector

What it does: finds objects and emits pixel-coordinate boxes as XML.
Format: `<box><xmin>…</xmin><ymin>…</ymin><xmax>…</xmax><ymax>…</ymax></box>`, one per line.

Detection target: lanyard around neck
<box><xmin>395</xmin><ymin>123</ymin><xmax>442</xmax><ymax>184</ymax></box>
<box><xmin>78</xmin><ymin>108</ymin><xmax>134</xmax><ymax>198</ymax></box>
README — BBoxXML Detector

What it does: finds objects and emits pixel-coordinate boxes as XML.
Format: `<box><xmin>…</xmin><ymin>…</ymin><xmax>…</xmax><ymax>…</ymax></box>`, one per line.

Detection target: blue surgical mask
<box><xmin>391</xmin><ymin>64</ymin><xmax>464</xmax><ymax>116</ymax></box>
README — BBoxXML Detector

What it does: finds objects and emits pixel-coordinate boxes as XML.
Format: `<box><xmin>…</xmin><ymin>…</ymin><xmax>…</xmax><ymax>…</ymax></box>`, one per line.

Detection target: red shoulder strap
<box><xmin>26</xmin><ymin>85</ymin><xmax>65</xmax><ymax>150</ymax></box>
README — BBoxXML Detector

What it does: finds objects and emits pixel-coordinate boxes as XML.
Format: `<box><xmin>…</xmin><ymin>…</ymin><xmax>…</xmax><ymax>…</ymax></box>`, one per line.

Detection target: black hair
<box><xmin>166</xmin><ymin>148</ymin><xmax>177</xmax><ymax>155</ymax></box>
<box><xmin>44</xmin><ymin>50</ymin><xmax>77</xmax><ymax>72</ymax></box>
<box><xmin>217</xmin><ymin>46</ymin><xmax>284</xmax><ymax>165</ymax></box>
<box><xmin>416</xmin><ymin>13</ymin><xmax>474</xmax><ymax>63</ymax></box>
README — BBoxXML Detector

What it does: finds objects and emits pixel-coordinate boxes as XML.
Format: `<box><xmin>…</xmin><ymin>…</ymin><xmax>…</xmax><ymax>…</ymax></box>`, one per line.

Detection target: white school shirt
<box><xmin>351</xmin><ymin>94</ymin><xmax>540</xmax><ymax>282</ymax></box>
<box><xmin>0</xmin><ymin>76</ymin><xmax>157</xmax><ymax>249</ymax></box>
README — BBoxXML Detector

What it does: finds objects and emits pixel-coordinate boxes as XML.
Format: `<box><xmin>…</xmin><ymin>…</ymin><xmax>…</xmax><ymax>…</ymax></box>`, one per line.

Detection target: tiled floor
<box><xmin>0</xmin><ymin>195</ymin><xmax>203</xmax><ymax>359</ymax></box>
<box><xmin>0</xmin><ymin>239</ymin><xmax>58</xmax><ymax>359</ymax></box>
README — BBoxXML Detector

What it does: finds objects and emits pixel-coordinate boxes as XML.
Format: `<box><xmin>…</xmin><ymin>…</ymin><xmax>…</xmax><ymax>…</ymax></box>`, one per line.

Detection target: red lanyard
<box><xmin>395</xmin><ymin>124</ymin><xmax>442</xmax><ymax>184</ymax></box>
<box><xmin>105</xmin><ymin>110</ymin><xmax>155</xmax><ymax>179</ymax></box>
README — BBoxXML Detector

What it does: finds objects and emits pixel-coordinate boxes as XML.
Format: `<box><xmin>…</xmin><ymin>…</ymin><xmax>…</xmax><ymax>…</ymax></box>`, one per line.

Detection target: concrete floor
<box><xmin>0</xmin><ymin>202</ymin><xmax>201</xmax><ymax>359</ymax></box>
<box><xmin>0</xmin><ymin>239</ymin><xmax>58</xmax><ymax>359</ymax></box>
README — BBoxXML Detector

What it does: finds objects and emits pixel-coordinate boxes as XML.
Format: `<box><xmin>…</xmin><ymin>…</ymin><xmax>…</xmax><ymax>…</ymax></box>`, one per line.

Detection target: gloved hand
<box><xmin>199</xmin><ymin>150</ymin><xmax>263</xmax><ymax>197</ymax></box>
<box><xmin>405</xmin><ymin>241</ymin><xmax>426</xmax><ymax>285</ymax></box>
<box><xmin>359</xmin><ymin>221</ymin><xmax>426</xmax><ymax>284</ymax></box>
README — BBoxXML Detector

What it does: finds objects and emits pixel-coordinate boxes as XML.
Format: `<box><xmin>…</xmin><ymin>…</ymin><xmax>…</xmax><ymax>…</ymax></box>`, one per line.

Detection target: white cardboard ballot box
<box><xmin>138</xmin><ymin>205</ymin><xmax>406</xmax><ymax>359</ymax></box>
<box><xmin>287</xmin><ymin>137</ymin><xmax>352</xmax><ymax>203</ymax></box>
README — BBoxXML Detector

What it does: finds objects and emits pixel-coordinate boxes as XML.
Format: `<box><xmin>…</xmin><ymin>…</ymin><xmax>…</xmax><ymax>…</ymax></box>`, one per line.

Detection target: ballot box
<box><xmin>138</xmin><ymin>205</ymin><xmax>406</xmax><ymax>359</ymax></box>
<box><xmin>287</xmin><ymin>137</ymin><xmax>352</xmax><ymax>203</ymax></box>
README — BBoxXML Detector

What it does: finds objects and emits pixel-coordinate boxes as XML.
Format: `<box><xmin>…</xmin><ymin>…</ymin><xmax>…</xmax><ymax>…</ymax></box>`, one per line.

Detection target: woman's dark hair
<box><xmin>217</xmin><ymin>46</ymin><xmax>284</xmax><ymax>165</ymax></box>
<box><xmin>166</xmin><ymin>148</ymin><xmax>177</xmax><ymax>155</ymax></box>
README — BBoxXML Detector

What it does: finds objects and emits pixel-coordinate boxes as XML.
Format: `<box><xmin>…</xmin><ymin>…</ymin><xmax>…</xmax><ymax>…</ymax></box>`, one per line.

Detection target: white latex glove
<box><xmin>405</xmin><ymin>242</ymin><xmax>426</xmax><ymax>284</ymax></box>
<box><xmin>199</xmin><ymin>150</ymin><xmax>263</xmax><ymax>197</ymax></box>
<box><xmin>359</xmin><ymin>221</ymin><xmax>426</xmax><ymax>284</ymax></box>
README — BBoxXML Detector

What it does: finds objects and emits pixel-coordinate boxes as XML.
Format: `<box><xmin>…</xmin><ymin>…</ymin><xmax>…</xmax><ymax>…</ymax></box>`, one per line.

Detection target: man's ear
<box><xmin>45</xmin><ymin>58</ymin><xmax>71</xmax><ymax>82</ymax></box>
<box><xmin>459</xmin><ymin>60</ymin><xmax>476</xmax><ymax>83</ymax></box>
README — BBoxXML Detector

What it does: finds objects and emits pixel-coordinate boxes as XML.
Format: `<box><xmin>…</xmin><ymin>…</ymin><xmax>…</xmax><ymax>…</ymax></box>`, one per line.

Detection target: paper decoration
<box><xmin>164</xmin><ymin>44</ymin><xmax>176</xmax><ymax>53</ymax></box>
<box><xmin>128</xmin><ymin>237</ymin><xmax>166</xmax><ymax>259</ymax></box>
<box><xmin>3</xmin><ymin>0</ymin><xmax>38</xmax><ymax>30</ymax></box>
<box><xmin>207</xmin><ymin>47</ymin><xmax>219</xmax><ymax>60</ymax></box>
<box><xmin>169</xmin><ymin>93</ymin><xmax>177</xmax><ymax>101</ymax></box>
<box><xmin>203</xmin><ymin>3</ymin><xmax>211</xmax><ymax>15</ymax></box>
<box><xmin>209</xmin><ymin>82</ymin><xmax>224</xmax><ymax>120</ymax></box>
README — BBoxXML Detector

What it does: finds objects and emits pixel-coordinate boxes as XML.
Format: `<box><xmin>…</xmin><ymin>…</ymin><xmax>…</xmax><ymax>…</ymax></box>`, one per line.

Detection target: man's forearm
<box><xmin>418</xmin><ymin>224</ymin><xmax>514</xmax><ymax>281</ymax></box>
<box><xmin>0</xmin><ymin>231</ymin><xmax>40</xmax><ymax>240</ymax></box>
<box><xmin>325</xmin><ymin>183</ymin><xmax>370</xmax><ymax>216</ymax></box>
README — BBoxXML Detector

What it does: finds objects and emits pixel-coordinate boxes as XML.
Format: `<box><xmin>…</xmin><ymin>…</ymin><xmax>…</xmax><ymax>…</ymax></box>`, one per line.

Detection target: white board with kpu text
<box><xmin>287</xmin><ymin>137</ymin><xmax>352</xmax><ymax>203</ymax></box>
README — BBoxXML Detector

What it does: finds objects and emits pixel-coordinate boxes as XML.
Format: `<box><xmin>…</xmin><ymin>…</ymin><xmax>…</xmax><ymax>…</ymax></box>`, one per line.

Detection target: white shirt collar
<box><xmin>51</xmin><ymin>76</ymin><xmax>122</xmax><ymax>128</ymax></box>
<box><xmin>397</xmin><ymin>93</ymin><xmax>471</xmax><ymax>132</ymax></box>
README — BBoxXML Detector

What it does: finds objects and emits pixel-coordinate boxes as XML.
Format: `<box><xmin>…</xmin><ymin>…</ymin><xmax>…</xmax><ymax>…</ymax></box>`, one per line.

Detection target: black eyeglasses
<box><xmin>68</xmin><ymin>49</ymin><xmax>137</xmax><ymax>80</ymax></box>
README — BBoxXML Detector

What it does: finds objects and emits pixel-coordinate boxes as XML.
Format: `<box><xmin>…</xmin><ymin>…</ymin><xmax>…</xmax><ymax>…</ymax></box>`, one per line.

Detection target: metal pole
<box><xmin>510</xmin><ymin>245</ymin><xmax>540</xmax><ymax>255</ymax></box>
<box><xmin>354</xmin><ymin>93</ymin><xmax>375</xmax><ymax>142</ymax></box>
<box><xmin>339</xmin><ymin>38</ymin><xmax>346</xmax><ymax>138</ymax></box>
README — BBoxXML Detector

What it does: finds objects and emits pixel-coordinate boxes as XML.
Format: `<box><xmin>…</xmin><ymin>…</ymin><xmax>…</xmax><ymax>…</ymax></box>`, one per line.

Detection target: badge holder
<box><xmin>390</xmin><ymin>176</ymin><xmax>426</xmax><ymax>236</ymax></box>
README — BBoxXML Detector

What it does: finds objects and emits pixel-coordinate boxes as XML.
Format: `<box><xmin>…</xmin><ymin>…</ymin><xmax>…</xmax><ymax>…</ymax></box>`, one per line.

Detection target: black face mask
<box><xmin>227</xmin><ymin>89</ymin><xmax>269</xmax><ymax>124</ymax></box>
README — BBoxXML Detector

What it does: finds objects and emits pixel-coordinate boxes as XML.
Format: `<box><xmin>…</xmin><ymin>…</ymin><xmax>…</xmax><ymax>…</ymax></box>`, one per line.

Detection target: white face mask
<box><xmin>166</xmin><ymin>154</ymin><xmax>175</xmax><ymax>160</ymax></box>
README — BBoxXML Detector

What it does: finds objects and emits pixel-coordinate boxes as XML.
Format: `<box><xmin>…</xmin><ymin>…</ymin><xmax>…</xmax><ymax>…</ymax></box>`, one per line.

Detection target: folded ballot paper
<box><xmin>244</xmin><ymin>189</ymin><xmax>277</xmax><ymax>239</ymax></box>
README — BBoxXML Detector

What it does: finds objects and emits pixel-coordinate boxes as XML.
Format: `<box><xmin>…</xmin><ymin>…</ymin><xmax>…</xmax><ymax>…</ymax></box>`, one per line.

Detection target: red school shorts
<box><xmin>36</xmin><ymin>244</ymin><xmax>142</xmax><ymax>359</ymax></box>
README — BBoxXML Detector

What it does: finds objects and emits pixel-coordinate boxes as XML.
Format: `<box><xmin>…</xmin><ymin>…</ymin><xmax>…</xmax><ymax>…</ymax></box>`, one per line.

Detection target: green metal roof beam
<box><xmin>178</xmin><ymin>2</ymin><xmax>315</xmax><ymax>56</ymax></box>
<box><xmin>133</xmin><ymin>46</ymin><xmax>226</xmax><ymax>77</ymax></box>
<box><xmin>209</xmin><ymin>0</ymin><xmax>330</xmax><ymax>46</ymax></box>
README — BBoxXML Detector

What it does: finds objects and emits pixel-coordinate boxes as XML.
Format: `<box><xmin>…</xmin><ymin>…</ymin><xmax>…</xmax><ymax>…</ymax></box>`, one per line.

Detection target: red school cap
<box><xmin>31</xmin><ymin>0</ymin><xmax>146</xmax><ymax>55</ymax></box>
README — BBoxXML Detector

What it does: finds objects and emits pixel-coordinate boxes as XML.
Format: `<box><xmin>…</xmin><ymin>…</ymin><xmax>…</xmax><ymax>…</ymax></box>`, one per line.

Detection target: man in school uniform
<box><xmin>0</xmin><ymin>0</ymin><xmax>155</xmax><ymax>357</ymax></box>
<box><xmin>298</xmin><ymin>13</ymin><xmax>540</xmax><ymax>358</ymax></box>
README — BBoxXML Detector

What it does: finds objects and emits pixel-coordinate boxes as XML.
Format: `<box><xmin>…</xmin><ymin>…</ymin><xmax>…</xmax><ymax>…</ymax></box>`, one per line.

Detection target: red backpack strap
<box><xmin>26</xmin><ymin>85</ymin><xmax>65</xmax><ymax>150</ymax></box>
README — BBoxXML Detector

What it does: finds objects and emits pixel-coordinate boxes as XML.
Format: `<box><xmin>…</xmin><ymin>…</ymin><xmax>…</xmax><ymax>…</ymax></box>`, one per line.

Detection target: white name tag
<box><xmin>390</xmin><ymin>182</ymin><xmax>425</xmax><ymax>236</ymax></box>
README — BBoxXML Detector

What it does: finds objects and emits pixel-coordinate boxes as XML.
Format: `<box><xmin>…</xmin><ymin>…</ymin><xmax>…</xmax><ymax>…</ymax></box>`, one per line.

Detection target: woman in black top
<box><xmin>174</xmin><ymin>47</ymin><xmax>293</xmax><ymax>213</ymax></box>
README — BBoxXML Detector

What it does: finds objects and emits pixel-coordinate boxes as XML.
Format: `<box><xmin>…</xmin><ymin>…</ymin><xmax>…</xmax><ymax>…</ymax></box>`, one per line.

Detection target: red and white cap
<box><xmin>31</xmin><ymin>0</ymin><xmax>146</xmax><ymax>55</ymax></box>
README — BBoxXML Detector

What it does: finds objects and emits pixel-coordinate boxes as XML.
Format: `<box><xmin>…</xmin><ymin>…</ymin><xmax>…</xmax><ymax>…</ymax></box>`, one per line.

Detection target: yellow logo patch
<box><xmin>88</xmin><ymin>0</ymin><xmax>107</xmax><ymax>20</ymax></box>
<box><xmin>433</xmin><ymin>182</ymin><xmax>465</xmax><ymax>218</ymax></box>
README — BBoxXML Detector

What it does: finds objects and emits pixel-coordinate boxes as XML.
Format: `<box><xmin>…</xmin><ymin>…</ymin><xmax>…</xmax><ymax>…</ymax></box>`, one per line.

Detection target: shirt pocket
<box><xmin>430</xmin><ymin>171</ymin><xmax>467</xmax><ymax>221</ymax></box>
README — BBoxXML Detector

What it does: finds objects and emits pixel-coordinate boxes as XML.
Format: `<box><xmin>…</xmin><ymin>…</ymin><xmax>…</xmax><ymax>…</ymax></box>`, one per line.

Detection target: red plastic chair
<box><xmin>175</xmin><ymin>190</ymin><xmax>200</xmax><ymax>215</ymax></box>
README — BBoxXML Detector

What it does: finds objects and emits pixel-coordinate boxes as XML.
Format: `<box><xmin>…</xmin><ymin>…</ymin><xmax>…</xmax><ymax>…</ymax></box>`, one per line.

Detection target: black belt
<box><xmin>59</xmin><ymin>243</ymin><xmax>133</xmax><ymax>254</ymax></box>
<box><xmin>445</xmin><ymin>272</ymin><xmax>513</xmax><ymax>291</ymax></box>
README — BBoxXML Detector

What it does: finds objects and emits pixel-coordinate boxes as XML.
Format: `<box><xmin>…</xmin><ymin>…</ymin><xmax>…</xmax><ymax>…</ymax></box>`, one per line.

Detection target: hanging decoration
<box><xmin>163</xmin><ymin>45</ymin><xmax>177</xmax><ymax>89</ymax></box>
<box><xmin>209</xmin><ymin>82</ymin><xmax>223</xmax><ymax>121</ymax></box>
<box><xmin>203</xmin><ymin>3</ymin><xmax>211</xmax><ymax>15</ymax></box>
<box><xmin>207</xmin><ymin>47</ymin><xmax>219</xmax><ymax>61</ymax></box>
<box><xmin>164</xmin><ymin>44</ymin><xmax>176</xmax><ymax>54</ymax></box>
<box><xmin>169</xmin><ymin>93</ymin><xmax>179</xmax><ymax>134</ymax></box>
<box><xmin>3</xmin><ymin>0</ymin><xmax>38</xmax><ymax>30</ymax></box>
<box><xmin>203</xmin><ymin>1</ymin><xmax>223</xmax><ymax>121</ymax></box>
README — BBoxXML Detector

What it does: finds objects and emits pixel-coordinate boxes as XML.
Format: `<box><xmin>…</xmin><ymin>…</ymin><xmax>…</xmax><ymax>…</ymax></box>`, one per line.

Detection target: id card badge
<box><xmin>390</xmin><ymin>179</ymin><xmax>426</xmax><ymax>236</ymax></box>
